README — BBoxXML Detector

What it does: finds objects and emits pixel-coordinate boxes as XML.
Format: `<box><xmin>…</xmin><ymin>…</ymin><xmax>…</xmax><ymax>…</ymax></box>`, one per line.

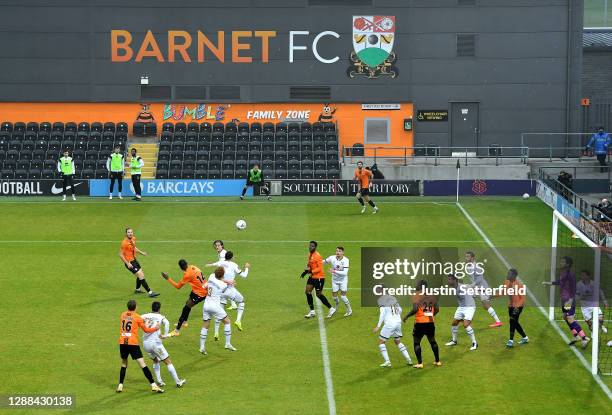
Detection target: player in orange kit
<box><xmin>301</xmin><ymin>241</ymin><xmax>333</xmax><ymax>319</ymax></box>
<box><xmin>403</xmin><ymin>280</ymin><xmax>441</xmax><ymax>368</ymax></box>
<box><xmin>117</xmin><ymin>299</ymin><xmax>164</xmax><ymax>393</ymax></box>
<box><xmin>354</xmin><ymin>161</ymin><xmax>379</xmax><ymax>214</ymax></box>
<box><xmin>119</xmin><ymin>227</ymin><xmax>159</xmax><ymax>297</ymax></box>
<box><xmin>161</xmin><ymin>259</ymin><xmax>208</xmax><ymax>337</ymax></box>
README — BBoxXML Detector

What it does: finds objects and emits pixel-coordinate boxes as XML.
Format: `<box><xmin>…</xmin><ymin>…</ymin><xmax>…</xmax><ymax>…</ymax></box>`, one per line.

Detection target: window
<box><xmin>364</xmin><ymin>118</ymin><xmax>390</xmax><ymax>144</ymax></box>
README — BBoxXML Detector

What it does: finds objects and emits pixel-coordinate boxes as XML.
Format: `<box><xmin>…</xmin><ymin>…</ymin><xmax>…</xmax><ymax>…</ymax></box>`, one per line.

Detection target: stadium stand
<box><xmin>0</xmin><ymin>121</ymin><xmax>128</xmax><ymax>179</ymax></box>
<box><xmin>154</xmin><ymin>121</ymin><xmax>340</xmax><ymax>179</ymax></box>
<box><xmin>0</xmin><ymin>120</ymin><xmax>341</xmax><ymax>180</ymax></box>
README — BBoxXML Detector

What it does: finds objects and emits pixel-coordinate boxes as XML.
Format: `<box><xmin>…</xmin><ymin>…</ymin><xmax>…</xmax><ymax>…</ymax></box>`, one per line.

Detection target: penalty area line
<box><xmin>456</xmin><ymin>202</ymin><xmax>612</xmax><ymax>401</ymax></box>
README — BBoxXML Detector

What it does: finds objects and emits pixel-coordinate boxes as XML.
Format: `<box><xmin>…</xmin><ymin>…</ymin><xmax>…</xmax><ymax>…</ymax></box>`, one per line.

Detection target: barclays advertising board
<box><xmin>89</xmin><ymin>179</ymin><xmax>251</xmax><ymax>197</ymax></box>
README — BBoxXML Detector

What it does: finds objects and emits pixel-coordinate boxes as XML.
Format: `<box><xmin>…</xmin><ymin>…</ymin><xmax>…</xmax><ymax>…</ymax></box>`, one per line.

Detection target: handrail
<box><xmin>341</xmin><ymin>145</ymin><xmax>610</xmax><ymax>166</ymax></box>
<box><xmin>538</xmin><ymin>169</ymin><xmax>612</xmax><ymax>226</ymax></box>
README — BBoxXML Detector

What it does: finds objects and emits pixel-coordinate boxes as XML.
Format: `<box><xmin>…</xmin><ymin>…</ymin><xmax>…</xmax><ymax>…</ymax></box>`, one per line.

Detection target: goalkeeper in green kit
<box><xmin>240</xmin><ymin>164</ymin><xmax>271</xmax><ymax>200</ymax></box>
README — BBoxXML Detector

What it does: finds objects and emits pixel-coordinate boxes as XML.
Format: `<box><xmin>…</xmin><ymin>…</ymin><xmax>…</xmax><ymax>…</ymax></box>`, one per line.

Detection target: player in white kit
<box><xmin>373</xmin><ymin>296</ymin><xmax>413</xmax><ymax>367</ymax></box>
<box><xmin>576</xmin><ymin>270</ymin><xmax>608</xmax><ymax>334</ymax></box>
<box><xmin>323</xmin><ymin>246</ymin><xmax>352</xmax><ymax>318</ymax></box>
<box><xmin>205</xmin><ymin>250</ymin><xmax>250</xmax><ymax>336</ymax></box>
<box><xmin>141</xmin><ymin>302</ymin><xmax>186</xmax><ymax>388</ymax></box>
<box><xmin>445</xmin><ymin>274</ymin><xmax>478</xmax><ymax>351</ymax></box>
<box><xmin>200</xmin><ymin>267</ymin><xmax>237</xmax><ymax>354</ymax></box>
<box><xmin>465</xmin><ymin>251</ymin><xmax>502</xmax><ymax>328</ymax></box>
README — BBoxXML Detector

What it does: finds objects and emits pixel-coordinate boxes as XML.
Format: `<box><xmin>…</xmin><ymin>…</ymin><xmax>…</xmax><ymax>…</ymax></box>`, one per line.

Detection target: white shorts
<box><xmin>454</xmin><ymin>306</ymin><xmax>476</xmax><ymax>322</ymax></box>
<box><xmin>203</xmin><ymin>301</ymin><xmax>227</xmax><ymax>321</ymax></box>
<box><xmin>581</xmin><ymin>306</ymin><xmax>603</xmax><ymax>322</ymax></box>
<box><xmin>379</xmin><ymin>323</ymin><xmax>402</xmax><ymax>340</ymax></box>
<box><xmin>225</xmin><ymin>287</ymin><xmax>244</xmax><ymax>303</ymax></box>
<box><xmin>331</xmin><ymin>278</ymin><xmax>348</xmax><ymax>293</ymax></box>
<box><xmin>143</xmin><ymin>341</ymin><xmax>169</xmax><ymax>361</ymax></box>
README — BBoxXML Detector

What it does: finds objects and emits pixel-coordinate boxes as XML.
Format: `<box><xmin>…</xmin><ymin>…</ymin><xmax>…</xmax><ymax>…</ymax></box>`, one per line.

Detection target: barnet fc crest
<box><xmin>348</xmin><ymin>16</ymin><xmax>398</xmax><ymax>79</ymax></box>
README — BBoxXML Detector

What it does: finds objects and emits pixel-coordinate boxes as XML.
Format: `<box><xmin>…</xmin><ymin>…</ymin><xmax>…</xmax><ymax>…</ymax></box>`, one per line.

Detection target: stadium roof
<box><xmin>583</xmin><ymin>28</ymin><xmax>612</xmax><ymax>50</ymax></box>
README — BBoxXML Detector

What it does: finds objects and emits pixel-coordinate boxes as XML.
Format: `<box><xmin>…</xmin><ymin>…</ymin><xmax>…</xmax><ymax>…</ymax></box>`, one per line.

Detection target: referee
<box><xmin>107</xmin><ymin>146</ymin><xmax>124</xmax><ymax>200</ymax></box>
<box><xmin>57</xmin><ymin>149</ymin><xmax>76</xmax><ymax>201</ymax></box>
<box><xmin>240</xmin><ymin>164</ymin><xmax>271</xmax><ymax>200</ymax></box>
<box><xmin>129</xmin><ymin>148</ymin><xmax>144</xmax><ymax>201</ymax></box>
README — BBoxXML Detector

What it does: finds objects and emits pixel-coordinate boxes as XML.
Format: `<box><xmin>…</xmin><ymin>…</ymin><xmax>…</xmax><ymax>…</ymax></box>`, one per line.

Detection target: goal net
<box><xmin>550</xmin><ymin>210</ymin><xmax>611</xmax><ymax>375</ymax></box>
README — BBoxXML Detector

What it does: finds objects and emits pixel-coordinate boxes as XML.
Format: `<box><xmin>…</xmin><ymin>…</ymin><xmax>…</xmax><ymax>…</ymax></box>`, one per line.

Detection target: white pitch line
<box><xmin>315</xmin><ymin>299</ymin><xmax>336</xmax><ymax>415</ymax></box>
<box><xmin>0</xmin><ymin>200</ymin><xmax>457</xmax><ymax>205</ymax></box>
<box><xmin>456</xmin><ymin>202</ymin><xmax>612</xmax><ymax>401</ymax></box>
<box><xmin>0</xmin><ymin>240</ymin><xmax>484</xmax><ymax>244</ymax></box>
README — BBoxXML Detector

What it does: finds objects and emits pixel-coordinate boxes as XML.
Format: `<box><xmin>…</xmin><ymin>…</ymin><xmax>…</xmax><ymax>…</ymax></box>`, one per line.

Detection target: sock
<box><xmin>429</xmin><ymin>338</ymin><xmax>440</xmax><ymax>362</ymax></box>
<box><xmin>466</xmin><ymin>326</ymin><xmax>476</xmax><ymax>343</ymax></box>
<box><xmin>140</xmin><ymin>279</ymin><xmax>151</xmax><ymax>293</ymax></box>
<box><xmin>214</xmin><ymin>319</ymin><xmax>221</xmax><ymax>336</ymax></box>
<box><xmin>136</xmin><ymin>279</ymin><xmax>142</xmax><ymax>290</ymax></box>
<box><xmin>241</xmin><ymin>186</ymin><xmax>247</xmax><ymax>196</ymax></box>
<box><xmin>262</xmin><ymin>186</ymin><xmax>270</xmax><ymax>196</ymax></box>
<box><xmin>451</xmin><ymin>325</ymin><xmax>458</xmax><ymax>341</ymax></box>
<box><xmin>509</xmin><ymin>319</ymin><xmax>516</xmax><ymax>340</ymax></box>
<box><xmin>306</xmin><ymin>293</ymin><xmax>314</xmax><ymax>310</ymax></box>
<box><xmin>333</xmin><ymin>296</ymin><xmax>340</xmax><ymax>308</ymax></box>
<box><xmin>152</xmin><ymin>362</ymin><xmax>162</xmax><ymax>383</ymax></box>
<box><xmin>200</xmin><ymin>327</ymin><xmax>208</xmax><ymax>350</ymax></box>
<box><xmin>358</xmin><ymin>197</ymin><xmax>365</xmax><ymax>206</ymax></box>
<box><xmin>368</xmin><ymin>200</ymin><xmax>376</xmax><ymax>208</ymax></box>
<box><xmin>414</xmin><ymin>342</ymin><xmax>422</xmax><ymax>364</ymax></box>
<box><xmin>142</xmin><ymin>366</ymin><xmax>155</xmax><ymax>385</ymax></box>
<box><xmin>341</xmin><ymin>295</ymin><xmax>351</xmax><ymax>311</ymax></box>
<box><xmin>569</xmin><ymin>321</ymin><xmax>586</xmax><ymax>339</ymax></box>
<box><xmin>316</xmin><ymin>293</ymin><xmax>332</xmax><ymax>309</ymax></box>
<box><xmin>236</xmin><ymin>302</ymin><xmax>245</xmax><ymax>322</ymax></box>
<box><xmin>166</xmin><ymin>363</ymin><xmax>180</xmax><ymax>383</ymax></box>
<box><xmin>176</xmin><ymin>305</ymin><xmax>191</xmax><ymax>330</ymax></box>
<box><xmin>397</xmin><ymin>343</ymin><xmax>412</xmax><ymax>363</ymax></box>
<box><xmin>224</xmin><ymin>323</ymin><xmax>232</xmax><ymax>346</ymax></box>
<box><xmin>515</xmin><ymin>322</ymin><xmax>526</xmax><ymax>338</ymax></box>
<box><xmin>378</xmin><ymin>344</ymin><xmax>390</xmax><ymax>362</ymax></box>
<box><xmin>119</xmin><ymin>367</ymin><xmax>126</xmax><ymax>384</ymax></box>
<box><xmin>487</xmin><ymin>307</ymin><xmax>500</xmax><ymax>323</ymax></box>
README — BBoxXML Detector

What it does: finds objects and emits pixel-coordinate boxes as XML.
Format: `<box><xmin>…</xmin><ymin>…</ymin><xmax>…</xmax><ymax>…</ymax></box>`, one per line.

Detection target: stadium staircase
<box><xmin>125</xmin><ymin>140</ymin><xmax>158</xmax><ymax>179</ymax></box>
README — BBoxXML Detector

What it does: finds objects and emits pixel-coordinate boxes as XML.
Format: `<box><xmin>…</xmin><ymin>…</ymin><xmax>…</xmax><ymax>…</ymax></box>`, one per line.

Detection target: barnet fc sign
<box><xmin>110</xmin><ymin>16</ymin><xmax>397</xmax><ymax>80</ymax></box>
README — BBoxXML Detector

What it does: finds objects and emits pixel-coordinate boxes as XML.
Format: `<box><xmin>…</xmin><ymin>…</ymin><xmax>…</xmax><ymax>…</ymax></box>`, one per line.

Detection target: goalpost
<box><xmin>550</xmin><ymin>210</ymin><xmax>610</xmax><ymax>375</ymax></box>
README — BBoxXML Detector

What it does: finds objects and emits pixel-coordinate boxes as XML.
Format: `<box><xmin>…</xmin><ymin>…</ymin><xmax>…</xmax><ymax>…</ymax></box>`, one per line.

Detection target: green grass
<box><xmin>0</xmin><ymin>196</ymin><xmax>610</xmax><ymax>414</ymax></box>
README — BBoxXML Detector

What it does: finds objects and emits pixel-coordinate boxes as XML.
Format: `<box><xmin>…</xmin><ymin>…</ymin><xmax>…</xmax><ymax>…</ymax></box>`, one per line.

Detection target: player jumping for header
<box><xmin>161</xmin><ymin>259</ymin><xmax>207</xmax><ymax>337</ymax></box>
<box><xmin>354</xmin><ymin>161</ymin><xmax>378</xmax><ymax>214</ymax></box>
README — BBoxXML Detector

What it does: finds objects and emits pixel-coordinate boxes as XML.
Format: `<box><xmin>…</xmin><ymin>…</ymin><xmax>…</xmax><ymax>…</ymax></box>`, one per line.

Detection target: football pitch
<box><xmin>1</xmin><ymin>196</ymin><xmax>610</xmax><ymax>414</ymax></box>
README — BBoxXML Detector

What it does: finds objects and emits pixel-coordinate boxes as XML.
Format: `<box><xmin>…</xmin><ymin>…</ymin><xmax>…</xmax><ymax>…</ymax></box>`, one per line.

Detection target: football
<box><xmin>235</xmin><ymin>219</ymin><xmax>247</xmax><ymax>230</ymax></box>
<box><xmin>522</xmin><ymin>193</ymin><xmax>530</xmax><ymax>199</ymax></box>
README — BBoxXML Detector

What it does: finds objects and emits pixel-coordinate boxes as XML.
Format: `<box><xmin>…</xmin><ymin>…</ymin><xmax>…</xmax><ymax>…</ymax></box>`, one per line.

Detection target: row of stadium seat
<box><xmin>1</xmin><ymin>121</ymin><xmax>128</xmax><ymax>133</ymax></box>
<box><xmin>158</xmin><ymin>149</ymin><xmax>339</xmax><ymax>162</ymax></box>
<box><xmin>160</xmin><ymin>131</ymin><xmax>337</xmax><ymax>143</ymax></box>
<box><xmin>0</xmin><ymin>140</ymin><xmax>125</xmax><ymax>153</ymax></box>
<box><xmin>155</xmin><ymin>167</ymin><xmax>340</xmax><ymax>180</ymax></box>
<box><xmin>159</xmin><ymin>141</ymin><xmax>338</xmax><ymax>153</ymax></box>
<box><xmin>0</xmin><ymin>131</ymin><xmax>128</xmax><ymax>142</ymax></box>
<box><xmin>158</xmin><ymin>159</ymin><xmax>339</xmax><ymax>172</ymax></box>
<box><xmin>1</xmin><ymin>169</ymin><xmax>112</xmax><ymax>180</ymax></box>
<box><xmin>160</xmin><ymin>121</ymin><xmax>336</xmax><ymax>134</ymax></box>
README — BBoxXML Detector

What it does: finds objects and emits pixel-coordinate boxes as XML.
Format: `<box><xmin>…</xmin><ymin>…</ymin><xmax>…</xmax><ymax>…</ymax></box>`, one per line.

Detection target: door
<box><xmin>450</xmin><ymin>102</ymin><xmax>479</xmax><ymax>154</ymax></box>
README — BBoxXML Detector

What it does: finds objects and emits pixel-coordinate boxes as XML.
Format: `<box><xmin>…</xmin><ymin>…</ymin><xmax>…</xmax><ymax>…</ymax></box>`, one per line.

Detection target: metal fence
<box><xmin>539</xmin><ymin>169</ymin><xmax>612</xmax><ymax>224</ymax></box>
<box><xmin>341</xmin><ymin>144</ymin><xmax>611</xmax><ymax>166</ymax></box>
